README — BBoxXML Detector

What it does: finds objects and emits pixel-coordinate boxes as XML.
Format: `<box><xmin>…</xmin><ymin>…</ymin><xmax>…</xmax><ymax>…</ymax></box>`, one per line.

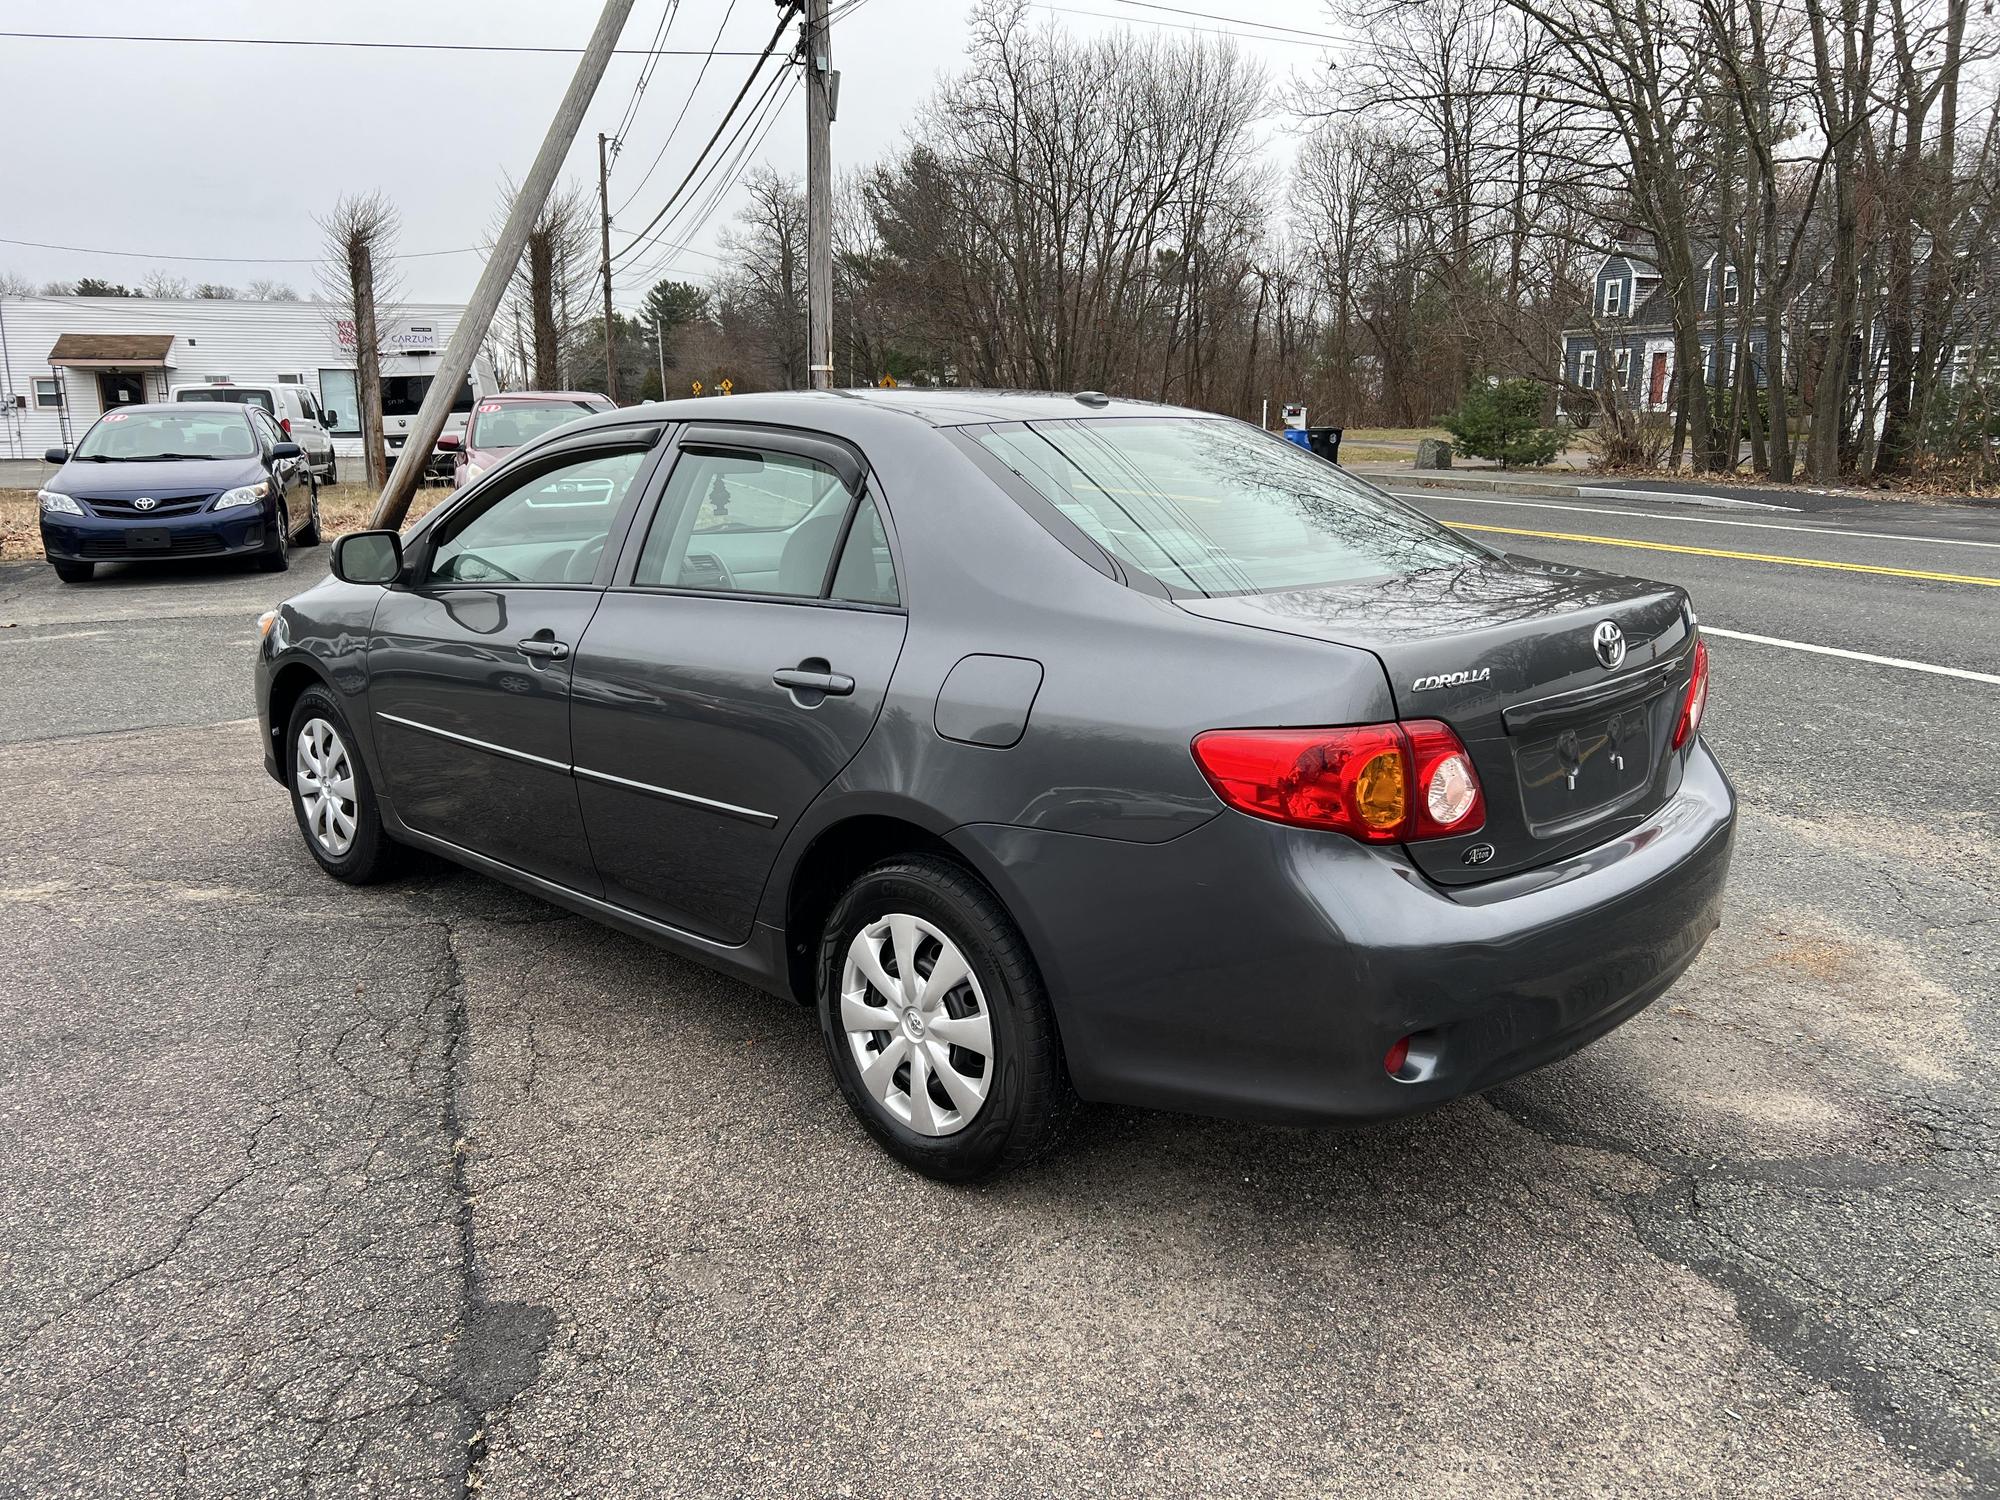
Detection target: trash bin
<box><xmin>1280</xmin><ymin>427</ymin><xmax>1312</xmax><ymax>451</ymax></box>
<box><xmin>1305</xmin><ymin>426</ymin><xmax>1343</xmax><ymax>464</ymax></box>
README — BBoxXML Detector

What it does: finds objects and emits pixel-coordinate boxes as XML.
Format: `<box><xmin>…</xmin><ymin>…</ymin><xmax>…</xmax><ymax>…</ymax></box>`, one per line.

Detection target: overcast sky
<box><xmin>1</xmin><ymin>1</ymin><xmax>1340</xmax><ymax>310</ymax></box>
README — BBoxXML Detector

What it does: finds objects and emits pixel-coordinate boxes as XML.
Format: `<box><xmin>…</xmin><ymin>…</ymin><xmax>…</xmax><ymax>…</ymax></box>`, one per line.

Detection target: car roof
<box><xmin>562</xmin><ymin>387</ymin><xmax>1202</xmax><ymax>436</ymax></box>
<box><xmin>481</xmin><ymin>390</ymin><xmax>611</xmax><ymax>403</ymax></box>
<box><xmin>106</xmin><ymin>402</ymin><xmax>252</xmax><ymax>416</ymax></box>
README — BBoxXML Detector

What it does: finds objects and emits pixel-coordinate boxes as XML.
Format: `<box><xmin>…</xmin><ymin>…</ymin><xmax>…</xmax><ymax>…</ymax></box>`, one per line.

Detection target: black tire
<box><xmin>325</xmin><ymin>452</ymin><xmax>339</xmax><ymax>486</ymax></box>
<box><xmin>51</xmin><ymin>560</ymin><xmax>94</xmax><ymax>584</ymax></box>
<box><xmin>258</xmin><ymin>501</ymin><xmax>292</xmax><ymax>572</ymax></box>
<box><xmin>296</xmin><ymin>481</ymin><xmax>322</xmax><ymax>547</ymax></box>
<box><xmin>283</xmin><ymin>685</ymin><xmax>398</xmax><ymax>884</ymax></box>
<box><xmin>817</xmin><ymin>856</ymin><xmax>1075</xmax><ymax>1182</ymax></box>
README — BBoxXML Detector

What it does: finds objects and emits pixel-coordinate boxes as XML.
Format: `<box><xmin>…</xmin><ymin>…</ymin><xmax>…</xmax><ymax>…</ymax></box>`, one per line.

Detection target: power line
<box><xmin>608</xmin><ymin>0</ymin><xmax>681</xmax><ymax>150</ymax></box>
<box><xmin>611</xmin><ymin>4</ymin><xmax>799</xmax><ymax>267</ymax></box>
<box><xmin>0</xmin><ymin>30</ymin><xmax>768</xmax><ymax>57</ymax></box>
<box><xmin>0</xmin><ymin>233</ymin><xmax>484</xmax><ymax>265</ymax></box>
<box><xmin>1024</xmin><ymin>3</ymin><xmax>1338</xmax><ymax>47</ymax></box>
<box><xmin>612</xmin><ymin>0</ymin><xmax>742</xmax><ymax>216</ymax></box>
<box><xmin>616</xmin><ymin>66</ymin><xmax>799</xmax><ymax>290</ymax></box>
<box><xmin>1088</xmin><ymin>0</ymin><xmax>1345</xmax><ymax>43</ymax></box>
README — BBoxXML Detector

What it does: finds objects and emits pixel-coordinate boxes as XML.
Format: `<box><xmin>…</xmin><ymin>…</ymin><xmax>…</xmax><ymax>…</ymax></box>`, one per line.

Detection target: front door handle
<box><xmin>517</xmin><ymin>637</ymin><xmax>571</xmax><ymax>662</ymax></box>
<box><xmin>773</xmin><ymin>666</ymin><xmax>855</xmax><ymax>697</ymax></box>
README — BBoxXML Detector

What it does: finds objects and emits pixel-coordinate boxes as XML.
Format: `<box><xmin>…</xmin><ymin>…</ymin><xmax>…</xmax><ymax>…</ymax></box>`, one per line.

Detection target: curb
<box><xmin>1347</xmin><ymin>466</ymin><xmax>2000</xmax><ymax>512</ymax></box>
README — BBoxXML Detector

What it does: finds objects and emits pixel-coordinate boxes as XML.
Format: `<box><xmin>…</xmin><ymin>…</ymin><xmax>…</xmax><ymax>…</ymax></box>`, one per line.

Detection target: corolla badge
<box><xmin>1411</xmin><ymin>667</ymin><xmax>1492</xmax><ymax>692</ymax></box>
<box><xmin>133</xmin><ymin>496</ymin><xmax>158</xmax><ymax>511</ymax></box>
<box><xmin>1593</xmin><ymin>620</ymin><xmax>1626</xmax><ymax>670</ymax></box>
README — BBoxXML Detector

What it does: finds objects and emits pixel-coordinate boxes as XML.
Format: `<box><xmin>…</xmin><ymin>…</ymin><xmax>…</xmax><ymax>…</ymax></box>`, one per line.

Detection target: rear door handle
<box><xmin>773</xmin><ymin>667</ymin><xmax>855</xmax><ymax>696</ymax></box>
<box><xmin>517</xmin><ymin>637</ymin><xmax>571</xmax><ymax>661</ymax></box>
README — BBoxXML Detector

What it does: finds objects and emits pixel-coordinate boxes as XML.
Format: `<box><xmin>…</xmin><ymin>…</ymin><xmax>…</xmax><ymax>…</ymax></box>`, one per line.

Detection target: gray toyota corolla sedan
<box><xmin>254</xmin><ymin>390</ymin><xmax>1733</xmax><ymax>1180</ymax></box>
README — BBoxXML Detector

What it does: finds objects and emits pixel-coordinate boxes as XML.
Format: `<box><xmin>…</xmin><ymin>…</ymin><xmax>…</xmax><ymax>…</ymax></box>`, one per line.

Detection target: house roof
<box><xmin>47</xmin><ymin>332</ymin><xmax>177</xmax><ymax>368</ymax></box>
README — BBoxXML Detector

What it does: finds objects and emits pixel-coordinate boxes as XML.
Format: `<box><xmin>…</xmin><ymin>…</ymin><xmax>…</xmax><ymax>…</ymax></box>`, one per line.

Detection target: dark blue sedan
<box><xmin>38</xmin><ymin>403</ymin><xmax>319</xmax><ymax>584</ymax></box>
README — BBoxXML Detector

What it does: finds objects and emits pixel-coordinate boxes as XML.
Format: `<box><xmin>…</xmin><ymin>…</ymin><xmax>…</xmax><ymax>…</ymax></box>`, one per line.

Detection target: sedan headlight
<box><xmin>37</xmin><ymin>489</ymin><xmax>83</xmax><ymax>516</ymax></box>
<box><xmin>214</xmin><ymin>480</ymin><xmax>271</xmax><ymax>511</ymax></box>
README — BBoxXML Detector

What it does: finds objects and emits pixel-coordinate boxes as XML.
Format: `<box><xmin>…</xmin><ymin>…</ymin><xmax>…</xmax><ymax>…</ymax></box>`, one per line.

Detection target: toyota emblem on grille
<box><xmin>1593</xmin><ymin>620</ymin><xmax>1625</xmax><ymax>670</ymax></box>
<box><xmin>133</xmin><ymin>496</ymin><xmax>158</xmax><ymax>511</ymax></box>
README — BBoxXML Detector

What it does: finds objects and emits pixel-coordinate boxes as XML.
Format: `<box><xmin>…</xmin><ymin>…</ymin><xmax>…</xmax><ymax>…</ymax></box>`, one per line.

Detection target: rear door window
<box><xmin>632</xmin><ymin>446</ymin><xmax>862</xmax><ymax>598</ymax></box>
<box><xmin>976</xmin><ymin>418</ymin><xmax>1482</xmax><ymax>596</ymax></box>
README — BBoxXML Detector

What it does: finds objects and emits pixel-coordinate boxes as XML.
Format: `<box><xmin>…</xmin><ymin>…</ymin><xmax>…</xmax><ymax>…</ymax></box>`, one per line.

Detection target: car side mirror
<box><xmin>44</xmin><ymin>447</ymin><xmax>68</xmax><ymax>465</ymax></box>
<box><xmin>436</xmin><ymin>433</ymin><xmax>461</xmax><ymax>451</ymax></box>
<box><xmin>323</xmin><ymin>411</ymin><xmax>338</xmax><ymax>427</ymax></box>
<box><xmin>272</xmin><ymin>440</ymin><xmax>303</xmax><ymax>460</ymax></box>
<box><xmin>331</xmin><ymin>529</ymin><xmax>404</xmax><ymax>585</ymax></box>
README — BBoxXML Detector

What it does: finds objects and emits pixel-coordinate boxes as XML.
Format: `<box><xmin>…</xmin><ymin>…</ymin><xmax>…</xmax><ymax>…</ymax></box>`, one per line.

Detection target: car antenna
<box><xmin>1074</xmin><ymin>390</ymin><xmax>1111</xmax><ymax>408</ymax></box>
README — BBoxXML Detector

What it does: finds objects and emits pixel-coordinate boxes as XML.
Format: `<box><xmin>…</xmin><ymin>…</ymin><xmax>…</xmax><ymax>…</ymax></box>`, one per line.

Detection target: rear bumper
<box><xmin>952</xmin><ymin>740</ymin><xmax>1736</xmax><ymax>1125</ymax></box>
<box><xmin>40</xmin><ymin>506</ymin><xmax>270</xmax><ymax>563</ymax></box>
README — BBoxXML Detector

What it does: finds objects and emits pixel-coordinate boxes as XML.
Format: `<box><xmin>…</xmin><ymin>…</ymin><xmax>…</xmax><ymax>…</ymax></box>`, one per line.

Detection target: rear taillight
<box><xmin>280</xmin><ymin>416</ymin><xmax>293</xmax><ymax>436</ymax></box>
<box><xmin>1192</xmin><ymin>719</ymin><xmax>1485</xmax><ymax>843</ymax></box>
<box><xmin>1673</xmin><ymin>637</ymin><xmax>1709</xmax><ymax>749</ymax></box>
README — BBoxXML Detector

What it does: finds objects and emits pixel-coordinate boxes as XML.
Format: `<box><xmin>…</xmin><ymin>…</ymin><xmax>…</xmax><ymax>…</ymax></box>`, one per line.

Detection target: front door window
<box><xmin>429</xmin><ymin>450</ymin><xmax>647</xmax><ymax>586</ymax></box>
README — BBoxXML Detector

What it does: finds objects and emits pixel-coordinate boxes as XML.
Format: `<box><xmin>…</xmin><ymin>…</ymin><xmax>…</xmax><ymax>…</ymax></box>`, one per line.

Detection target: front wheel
<box><xmin>817</xmin><ymin>856</ymin><xmax>1075</xmax><ymax>1181</ymax></box>
<box><xmin>258</xmin><ymin>503</ymin><xmax>291</xmax><ymax>572</ymax></box>
<box><xmin>285</xmin><ymin>687</ymin><xmax>397</xmax><ymax>883</ymax></box>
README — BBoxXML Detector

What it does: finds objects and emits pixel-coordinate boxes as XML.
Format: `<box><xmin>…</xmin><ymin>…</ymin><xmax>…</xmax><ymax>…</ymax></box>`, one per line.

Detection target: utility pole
<box><xmin>371</xmin><ymin>0</ymin><xmax>635</xmax><ymax>528</ymax></box>
<box><xmin>598</xmin><ymin>130</ymin><xmax>619</xmax><ymax>403</ymax></box>
<box><xmin>802</xmin><ymin>0</ymin><xmax>835</xmax><ymax>390</ymax></box>
<box><xmin>654</xmin><ymin>314</ymin><xmax>667</xmax><ymax>399</ymax></box>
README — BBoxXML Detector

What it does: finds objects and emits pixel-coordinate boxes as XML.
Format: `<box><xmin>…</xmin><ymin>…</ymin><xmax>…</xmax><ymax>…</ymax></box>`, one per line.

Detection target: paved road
<box><xmin>0</xmin><ymin>494</ymin><xmax>1994</xmax><ymax>1497</ymax></box>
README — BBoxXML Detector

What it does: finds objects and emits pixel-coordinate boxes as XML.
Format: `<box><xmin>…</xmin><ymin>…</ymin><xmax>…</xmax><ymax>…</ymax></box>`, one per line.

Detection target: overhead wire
<box><xmin>0</xmin><ymin>30</ymin><xmax>768</xmax><ymax>57</ymax></box>
<box><xmin>610</xmin><ymin>3</ymin><xmax>800</xmax><ymax>268</ymax></box>
<box><xmin>607</xmin><ymin>0</ymin><xmax>682</xmax><ymax>152</ymax></box>
<box><xmin>611</xmin><ymin>0</ymin><xmax>744</xmax><ymax>217</ymax></box>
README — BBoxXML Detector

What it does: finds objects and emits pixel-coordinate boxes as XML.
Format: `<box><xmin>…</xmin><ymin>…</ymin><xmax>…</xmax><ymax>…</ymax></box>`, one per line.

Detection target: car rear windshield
<box><xmin>175</xmin><ymin>387</ymin><xmax>274</xmax><ymax>413</ymax></box>
<box><xmin>976</xmin><ymin>417</ymin><xmax>1483</xmax><ymax>595</ymax></box>
<box><xmin>74</xmin><ymin>409</ymin><xmax>256</xmax><ymax>461</ymax></box>
<box><xmin>382</xmin><ymin>375</ymin><xmax>476</xmax><ymax>417</ymax></box>
<box><xmin>468</xmin><ymin>400</ymin><xmax>601</xmax><ymax>450</ymax></box>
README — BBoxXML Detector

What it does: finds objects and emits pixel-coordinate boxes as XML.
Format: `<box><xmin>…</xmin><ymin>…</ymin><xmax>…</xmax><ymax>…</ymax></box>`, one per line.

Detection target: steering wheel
<box><xmin>564</xmin><ymin>535</ymin><xmax>608</xmax><ymax>584</ymax></box>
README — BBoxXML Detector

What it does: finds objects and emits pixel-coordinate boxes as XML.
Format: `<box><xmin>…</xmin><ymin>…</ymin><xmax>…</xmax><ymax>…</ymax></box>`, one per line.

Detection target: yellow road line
<box><xmin>1453</xmin><ymin>523</ymin><xmax>2000</xmax><ymax>588</ymax></box>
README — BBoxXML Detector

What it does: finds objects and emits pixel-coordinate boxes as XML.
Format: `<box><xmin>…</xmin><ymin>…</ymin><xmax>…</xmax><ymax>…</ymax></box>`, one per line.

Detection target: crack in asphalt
<box><xmin>1486</xmin><ymin>1087</ymin><xmax>1997</xmax><ymax>1493</ymax></box>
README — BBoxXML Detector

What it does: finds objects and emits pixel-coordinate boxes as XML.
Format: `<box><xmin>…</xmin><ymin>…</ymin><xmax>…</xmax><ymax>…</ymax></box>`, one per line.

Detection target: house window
<box><xmin>34</xmin><ymin>377</ymin><xmax>62</xmax><ymax>409</ymax></box>
<box><xmin>1577</xmin><ymin>349</ymin><xmax>1598</xmax><ymax>390</ymax></box>
<box><xmin>1602</xmin><ymin>278</ymin><xmax>1625</xmax><ymax>317</ymax></box>
<box><xmin>1613</xmin><ymin>348</ymin><xmax>1632</xmax><ymax>390</ymax></box>
<box><xmin>1722</xmin><ymin>266</ymin><xmax>1739</xmax><ymax>305</ymax></box>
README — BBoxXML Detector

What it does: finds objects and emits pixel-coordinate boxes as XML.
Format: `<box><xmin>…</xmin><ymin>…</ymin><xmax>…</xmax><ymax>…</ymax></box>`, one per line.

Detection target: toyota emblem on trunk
<box><xmin>133</xmin><ymin>497</ymin><xmax>157</xmax><ymax>511</ymax></box>
<box><xmin>1593</xmin><ymin>620</ymin><xmax>1625</xmax><ymax>670</ymax></box>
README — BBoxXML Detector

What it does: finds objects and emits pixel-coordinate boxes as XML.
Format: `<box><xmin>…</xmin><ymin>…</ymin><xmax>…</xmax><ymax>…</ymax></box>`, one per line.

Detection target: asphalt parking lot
<box><xmin>2</xmin><ymin>489</ymin><xmax>1995</xmax><ymax>1498</ymax></box>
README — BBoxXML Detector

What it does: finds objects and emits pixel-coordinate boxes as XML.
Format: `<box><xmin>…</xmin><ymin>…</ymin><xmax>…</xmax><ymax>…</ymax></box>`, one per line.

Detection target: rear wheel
<box><xmin>296</xmin><ymin>481</ymin><xmax>322</xmax><ymax>547</ymax></box>
<box><xmin>817</xmin><ymin>857</ymin><xmax>1074</xmax><ymax>1181</ymax></box>
<box><xmin>322</xmin><ymin>451</ymin><xmax>339</xmax><ymax>486</ymax></box>
<box><xmin>285</xmin><ymin>686</ymin><xmax>397</xmax><ymax>883</ymax></box>
<box><xmin>51</xmin><ymin>560</ymin><xmax>94</xmax><ymax>584</ymax></box>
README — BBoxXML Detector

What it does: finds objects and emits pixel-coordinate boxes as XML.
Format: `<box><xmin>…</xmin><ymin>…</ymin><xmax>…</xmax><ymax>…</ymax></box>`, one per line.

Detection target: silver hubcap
<box><xmin>841</xmin><ymin>913</ymin><xmax>993</xmax><ymax>1137</ymax></box>
<box><xmin>294</xmin><ymin>718</ymin><xmax>357</xmax><ymax>857</ymax></box>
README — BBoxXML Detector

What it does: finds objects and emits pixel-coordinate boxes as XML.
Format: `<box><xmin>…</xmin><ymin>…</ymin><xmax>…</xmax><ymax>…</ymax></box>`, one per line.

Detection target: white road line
<box><xmin>1581</xmin><ymin>485</ymin><xmax>1796</xmax><ymax>511</ymax></box>
<box><xmin>1394</xmin><ymin>492</ymin><xmax>2000</xmax><ymax>551</ymax></box>
<box><xmin>1703</xmin><ymin>627</ymin><xmax>2000</xmax><ymax>685</ymax></box>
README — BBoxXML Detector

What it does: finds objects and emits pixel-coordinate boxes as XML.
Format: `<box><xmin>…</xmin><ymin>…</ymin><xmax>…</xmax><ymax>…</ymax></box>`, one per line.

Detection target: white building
<box><xmin>0</xmin><ymin>294</ymin><xmax>476</xmax><ymax>462</ymax></box>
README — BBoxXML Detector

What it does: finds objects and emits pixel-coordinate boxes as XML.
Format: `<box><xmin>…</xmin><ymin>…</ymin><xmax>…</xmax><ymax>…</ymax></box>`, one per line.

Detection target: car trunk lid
<box><xmin>1177</xmin><ymin>555</ymin><xmax>1696</xmax><ymax>885</ymax></box>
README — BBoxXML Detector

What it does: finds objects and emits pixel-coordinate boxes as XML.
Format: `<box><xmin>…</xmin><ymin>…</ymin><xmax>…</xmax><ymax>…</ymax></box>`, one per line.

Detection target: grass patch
<box><xmin>1336</xmin><ymin>426</ymin><xmax>1453</xmax><ymax>444</ymax></box>
<box><xmin>0</xmin><ymin>482</ymin><xmax>449</xmax><ymax>562</ymax></box>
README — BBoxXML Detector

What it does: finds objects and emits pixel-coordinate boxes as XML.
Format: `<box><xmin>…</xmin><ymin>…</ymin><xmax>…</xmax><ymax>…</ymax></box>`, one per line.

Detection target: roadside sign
<box><xmin>878</xmin><ymin>374</ymin><xmax>898</xmax><ymax>388</ymax></box>
<box><xmin>691</xmin><ymin>380</ymin><xmax>703</xmax><ymax>396</ymax></box>
<box><xmin>719</xmin><ymin>378</ymin><xmax>734</xmax><ymax>396</ymax></box>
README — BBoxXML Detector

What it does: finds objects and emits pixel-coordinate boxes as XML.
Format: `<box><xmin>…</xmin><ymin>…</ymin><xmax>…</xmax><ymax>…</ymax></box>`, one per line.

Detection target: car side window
<box><xmin>632</xmin><ymin>446</ymin><xmax>862</xmax><ymax>598</ymax></box>
<box><xmin>830</xmin><ymin>495</ymin><xmax>899</xmax><ymax>606</ymax></box>
<box><xmin>250</xmin><ymin>410</ymin><xmax>282</xmax><ymax>449</ymax></box>
<box><xmin>428</xmin><ymin>449</ymin><xmax>646</xmax><ymax>587</ymax></box>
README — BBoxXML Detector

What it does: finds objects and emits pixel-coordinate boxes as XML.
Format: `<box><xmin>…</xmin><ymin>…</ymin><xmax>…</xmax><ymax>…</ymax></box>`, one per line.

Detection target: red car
<box><xmin>441</xmin><ymin>392</ymin><xmax>615</xmax><ymax>488</ymax></box>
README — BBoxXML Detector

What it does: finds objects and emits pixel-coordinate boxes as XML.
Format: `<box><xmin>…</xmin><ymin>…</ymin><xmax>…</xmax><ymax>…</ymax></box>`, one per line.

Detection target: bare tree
<box><xmin>140</xmin><ymin>271</ymin><xmax>193</xmax><ymax>299</ymax></box>
<box><xmin>717</xmin><ymin>168</ymin><xmax>810</xmax><ymax>387</ymax></box>
<box><xmin>244</xmin><ymin>279</ymin><xmax>302</xmax><ymax>301</ymax></box>
<box><xmin>0</xmin><ymin>269</ymin><xmax>35</xmax><ymax>296</ymax></box>
<box><xmin>195</xmin><ymin>283</ymin><xmax>238</xmax><ymax>300</ymax></box>
<box><xmin>319</xmin><ymin>192</ymin><xmax>404</xmax><ymax>491</ymax></box>
<box><xmin>498</xmin><ymin>178</ymin><xmax>595</xmax><ymax>389</ymax></box>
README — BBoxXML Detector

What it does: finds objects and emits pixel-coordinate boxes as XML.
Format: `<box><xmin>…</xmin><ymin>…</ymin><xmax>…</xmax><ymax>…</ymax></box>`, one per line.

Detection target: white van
<box><xmin>381</xmin><ymin>366</ymin><xmax>490</xmax><ymax>483</ymax></box>
<box><xmin>173</xmin><ymin>383</ymin><xmax>338</xmax><ymax>484</ymax></box>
